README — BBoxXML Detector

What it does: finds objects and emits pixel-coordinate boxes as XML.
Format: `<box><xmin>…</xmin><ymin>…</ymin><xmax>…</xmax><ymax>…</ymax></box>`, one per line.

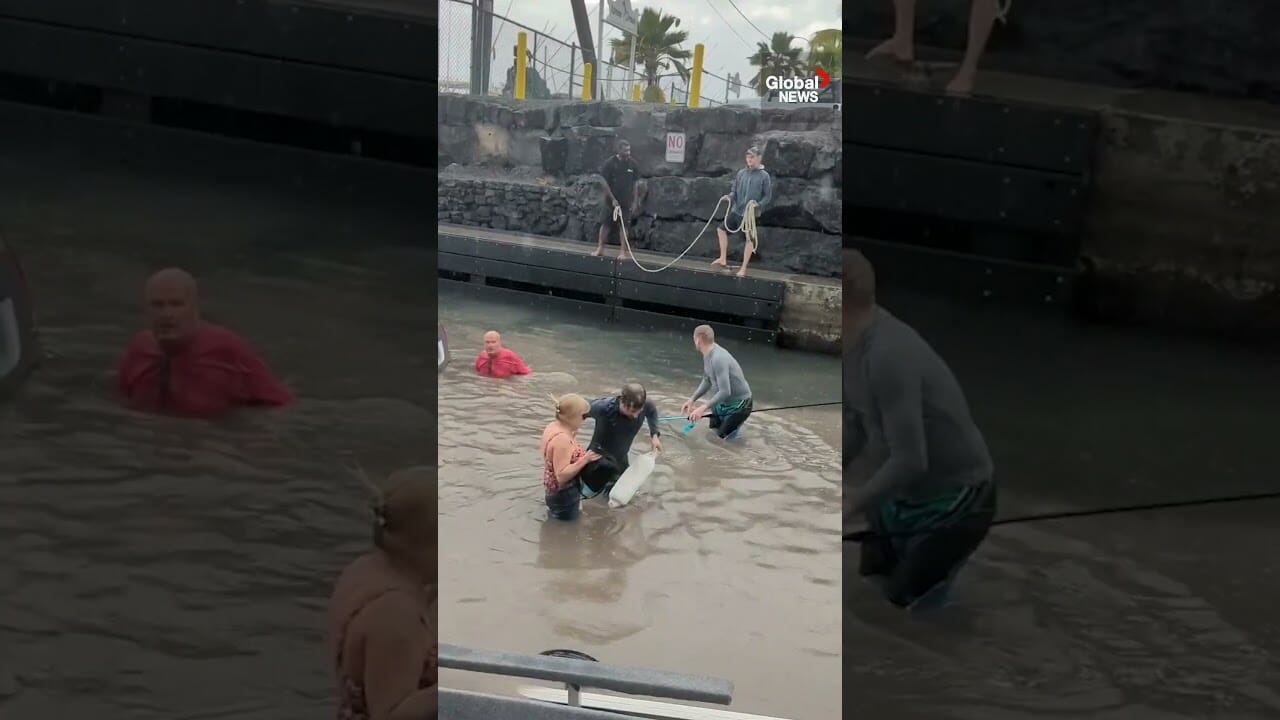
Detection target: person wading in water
<box><xmin>542</xmin><ymin>393</ymin><xmax>602</xmax><ymax>520</ymax></box>
<box><xmin>329</xmin><ymin>467</ymin><xmax>437</xmax><ymax>719</ymax></box>
<box><xmin>844</xmin><ymin>249</ymin><xmax>998</xmax><ymax>612</ymax></box>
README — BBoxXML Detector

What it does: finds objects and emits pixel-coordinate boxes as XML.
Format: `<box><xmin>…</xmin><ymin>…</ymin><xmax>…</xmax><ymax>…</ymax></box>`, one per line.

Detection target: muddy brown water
<box><xmin>438</xmin><ymin>283</ymin><xmax>842</xmax><ymax>720</ymax></box>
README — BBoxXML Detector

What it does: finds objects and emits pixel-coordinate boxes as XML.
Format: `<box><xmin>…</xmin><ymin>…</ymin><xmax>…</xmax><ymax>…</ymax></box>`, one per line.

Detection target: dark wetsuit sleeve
<box><xmin>849</xmin><ymin>354</ymin><xmax>928</xmax><ymax>514</ymax></box>
<box><xmin>644</xmin><ymin>400</ymin><xmax>660</xmax><ymax>436</ymax></box>
<box><xmin>588</xmin><ymin>397</ymin><xmax>610</xmax><ymax>420</ymax></box>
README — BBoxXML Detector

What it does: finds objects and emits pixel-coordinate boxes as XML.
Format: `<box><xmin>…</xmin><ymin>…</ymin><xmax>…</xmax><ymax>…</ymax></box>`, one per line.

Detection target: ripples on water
<box><xmin>0</xmin><ymin>245</ymin><xmax>431</xmax><ymax>719</ymax></box>
<box><xmin>438</xmin><ymin>285</ymin><xmax>842</xmax><ymax>720</ymax></box>
<box><xmin>845</xmin><ymin>288</ymin><xmax>1280</xmax><ymax>720</ymax></box>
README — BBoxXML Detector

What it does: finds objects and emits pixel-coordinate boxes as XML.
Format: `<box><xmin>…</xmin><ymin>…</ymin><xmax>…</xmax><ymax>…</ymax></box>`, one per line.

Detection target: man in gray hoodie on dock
<box><xmin>712</xmin><ymin>145</ymin><xmax>773</xmax><ymax>277</ymax></box>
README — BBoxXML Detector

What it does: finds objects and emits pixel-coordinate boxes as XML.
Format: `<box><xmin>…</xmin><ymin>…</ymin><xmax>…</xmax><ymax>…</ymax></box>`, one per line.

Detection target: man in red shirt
<box><xmin>116</xmin><ymin>268</ymin><xmax>293</xmax><ymax>418</ymax></box>
<box><xmin>473</xmin><ymin>330</ymin><xmax>531</xmax><ymax>378</ymax></box>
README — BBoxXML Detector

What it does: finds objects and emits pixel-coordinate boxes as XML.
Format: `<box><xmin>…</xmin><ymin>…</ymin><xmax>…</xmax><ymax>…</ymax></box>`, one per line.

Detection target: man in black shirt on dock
<box><xmin>594</xmin><ymin>140</ymin><xmax>641</xmax><ymax>259</ymax></box>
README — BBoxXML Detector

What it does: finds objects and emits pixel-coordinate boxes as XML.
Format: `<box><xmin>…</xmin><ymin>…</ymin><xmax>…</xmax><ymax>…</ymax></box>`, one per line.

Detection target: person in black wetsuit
<box><xmin>579</xmin><ymin>382</ymin><xmax>662</xmax><ymax>498</ymax></box>
<box><xmin>593</xmin><ymin>140</ymin><xmax>641</xmax><ymax>259</ymax></box>
<box><xmin>844</xmin><ymin>249</ymin><xmax>998</xmax><ymax>611</ymax></box>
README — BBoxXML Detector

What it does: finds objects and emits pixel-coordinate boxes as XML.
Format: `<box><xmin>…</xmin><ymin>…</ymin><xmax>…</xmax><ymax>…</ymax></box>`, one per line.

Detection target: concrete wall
<box><xmin>437</xmin><ymin>95</ymin><xmax>842</xmax><ymax>278</ymax></box>
<box><xmin>1080</xmin><ymin>106</ymin><xmax>1280</xmax><ymax>333</ymax></box>
<box><xmin>847</xmin><ymin>2</ymin><xmax>1280</xmax><ymax>104</ymax></box>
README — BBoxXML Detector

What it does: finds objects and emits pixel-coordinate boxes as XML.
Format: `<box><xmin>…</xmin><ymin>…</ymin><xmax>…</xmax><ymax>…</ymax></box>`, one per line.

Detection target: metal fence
<box><xmin>439</xmin><ymin>0</ymin><xmax>738</xmax><ymax>106</ymax></box>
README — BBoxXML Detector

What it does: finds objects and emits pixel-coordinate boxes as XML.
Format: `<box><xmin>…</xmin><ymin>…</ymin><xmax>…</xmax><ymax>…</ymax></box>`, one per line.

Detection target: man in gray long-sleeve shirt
<box><xmin>712</xmin><ymin>145</ymin><xmax>773</xmax><ymax>278</ymax></box>
<box><xmin>682</xmin><ymin>324</ymin><xmax>753</xmax><ymax>439</ymax></box>
<box><xmin>844</xmin><ymin>249</ymin><xmax>997</xmax><ymax>611</ymax></box>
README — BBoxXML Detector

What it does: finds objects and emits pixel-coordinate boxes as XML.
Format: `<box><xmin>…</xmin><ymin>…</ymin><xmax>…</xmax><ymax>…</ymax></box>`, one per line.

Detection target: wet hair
<box><xmin>745</xmin><ymin>146</ymin><xmax>761</xmax><ymax>158</ymax></box>
<box><xmin>358</xmin><ymin>466</ymin><xmax>437</xmax><ymax>551</ymax></box>
<box><xmin>845</xmin><ymin>249</ymin><xmax>876</xmax><ymax>310</ymax></box>
<box><xmin>618</xmin><ymin>140</ymin><xmax>631</xmax><ymax>151</ymax></box>
<box><xmin>693</xmin><ymin>324</ymin><xmax>715</xmax><ymax>343</ymax></box>
<box><xmin>551</xmin><ymin>393</ymin><xmax>589</xmax><ymax>422</ymax></box>
<box><xmin>620</xmin><ymin>382</ymin><xmax>646</xmax><ymax>409</ymax></box>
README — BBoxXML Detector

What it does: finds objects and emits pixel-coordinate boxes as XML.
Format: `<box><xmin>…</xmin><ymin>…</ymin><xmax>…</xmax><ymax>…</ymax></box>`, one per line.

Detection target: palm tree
<box><xmin>806</xmin><ymin>28</ymin><xmax>841</xmax><ymax>78</ymax></box>
<box><xmin>608</xmin><ymin>7</ymin><xmax>692</xmax><ymax>103</ymax></box>
<box><xmin>747</xmin><ymin>32</ymin><xmax>806</xmax><ymax>96</ymax></box>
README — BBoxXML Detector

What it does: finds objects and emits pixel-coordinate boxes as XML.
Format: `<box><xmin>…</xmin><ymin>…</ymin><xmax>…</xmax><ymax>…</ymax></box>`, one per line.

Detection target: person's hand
<box><xmin>651</xmin><ymin>436</ymin><xmax>663</xmax><ymax>453</ymax></box>
<box><xmin>689</xmin><ymin>404</ymin><xmax>708</xmax><ymax>421</ymax></box>
<box><xmin>611</xmin><ymin>197</ymin><xmax>620</xmax><ymax>209</ymax></box>
<box><xmin>721</xmin><ymin>194</ymin><xmax>731</xmax><ymax>202</ymax></box>
<box><xmin>680</xmin><ymin>400</ymin><xmax>692</xmax><ymax>415</ymax></box>
<box><xmin>584</xmin><ymin>450</ymin><xmax>602</xmax><ymax>463</ymax></box>
<box><xmin>630</xmin><ymin>202</ymin><xmax>639</xmax><ymax>215</ymax></box>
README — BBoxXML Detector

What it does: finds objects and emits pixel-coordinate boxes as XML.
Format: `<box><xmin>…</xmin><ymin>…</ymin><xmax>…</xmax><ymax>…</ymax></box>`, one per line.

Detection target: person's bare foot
<box><xmin>866</xmin><ymin>37</ymin><xmax>914</xmax><ymax>64</ymax></box>
<box><xmin>735</xmin><ymin>266</ymin><xmax>749</xmax><ymax>278</ymax></box>
<box><xmin>590</xmin><ymin>248</ymin><xmax>603</xmax><ymax>257</ymax></box>
<box><xmin>709</xmin><ymin>259</ymin><xmax>729</xmax><ymax>268</ymax></box>
<box><xmin>946</xmin><ymin>69</ymin><xmax>976</xmax><ymax>95</ymax></box>
<box><xmin>617</xmin><ymin>250</ymin><xmax>629</xmax><ymax>260</ymax></box>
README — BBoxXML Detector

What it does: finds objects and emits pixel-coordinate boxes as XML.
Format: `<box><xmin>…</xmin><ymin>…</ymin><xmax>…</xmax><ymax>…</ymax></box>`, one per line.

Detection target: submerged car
<box><xmin>0</xmin><ymin>236</ymin><xmax>38</xmax><ymax>398</ymax></box>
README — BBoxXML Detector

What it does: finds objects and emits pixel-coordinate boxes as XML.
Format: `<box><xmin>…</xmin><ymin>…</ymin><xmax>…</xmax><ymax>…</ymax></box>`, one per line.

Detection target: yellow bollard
<box><xmin>514</xmin><ymin>32</ymin><xmax>527</xmax><ymax>100</ymax></box>
<box><xmin>688</xmin><ymin>44</ymin><xmax>704</xmax><ymax>108</ymax></box>
<box><xmin>581</xmin><ymin>63</ymin><xmax>593</xmax><ymax>101</ymax></box>
<box><xmin>632</xmin><ymin>84</ymin><xmax>641</xmax><ymax>102</ymax></box>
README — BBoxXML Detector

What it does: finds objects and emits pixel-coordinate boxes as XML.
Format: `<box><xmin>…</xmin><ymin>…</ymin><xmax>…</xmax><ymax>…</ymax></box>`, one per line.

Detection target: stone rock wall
<box><xmin>847</xmin><ymin>1</ymin><xmax>1280</xmax><ymax>104</ymax></box>
<box><xmin>437</xmin><ymin>96</ymin><xmax>842</xmax><ymax>277</ymax></box>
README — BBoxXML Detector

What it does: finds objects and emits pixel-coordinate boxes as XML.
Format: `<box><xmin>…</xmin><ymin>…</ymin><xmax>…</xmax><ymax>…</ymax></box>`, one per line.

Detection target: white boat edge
<box><xmin>517</xmin><ymin>685</ymin><xmax>792</xmax><ymax>720</ymax></box>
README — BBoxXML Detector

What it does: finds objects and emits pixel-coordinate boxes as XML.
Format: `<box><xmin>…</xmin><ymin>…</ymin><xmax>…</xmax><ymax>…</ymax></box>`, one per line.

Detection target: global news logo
<box><xmin>765</xmin><ymin>68</ymin><xmax>832</xmax><ymax>103</ymax></box>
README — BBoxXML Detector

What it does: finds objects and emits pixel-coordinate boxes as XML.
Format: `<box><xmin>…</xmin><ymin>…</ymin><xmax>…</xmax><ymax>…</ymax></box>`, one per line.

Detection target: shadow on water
<box><xmin>0</xmin><ymin>117</ymin><xmax>430</xmax><ymax>718</ymax></box>
<box><xmin>437</xmin><ymin>282</ymin><xmax>842</xmax><ymax>720</ymax></box>
<box><xmin>844</xmin><ymin>285</ymin><xmax>1280</xmax><ymax>720</ymax></box>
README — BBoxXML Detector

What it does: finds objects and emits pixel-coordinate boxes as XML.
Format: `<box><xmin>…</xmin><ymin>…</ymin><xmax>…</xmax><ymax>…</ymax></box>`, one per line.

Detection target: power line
<box><xmin>704</xmin><ymin>0</ymin><xmax>754</xmax><ymax>51</ymax></box>
<box><xmin>723</xmin><ymin>0</ymin><xmax>771</xmax><ymax>43</ymax></box>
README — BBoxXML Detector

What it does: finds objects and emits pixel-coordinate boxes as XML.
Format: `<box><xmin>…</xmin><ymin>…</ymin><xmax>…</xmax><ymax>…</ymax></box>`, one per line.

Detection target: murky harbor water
<box><xmin>0</xmin><ymin>113</ymin><xmax>430</xmax><ymax>719</ymax></box>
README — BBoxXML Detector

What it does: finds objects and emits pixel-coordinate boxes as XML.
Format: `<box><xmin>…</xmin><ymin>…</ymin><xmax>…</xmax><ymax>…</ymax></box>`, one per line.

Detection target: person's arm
<box><xmin>757</xmin><ymin>172</ymin><xmax>773</xmax><ymax>210</ymax></box>
<box><xmin>588</xmin><ymin>397</ymin><xmax>610</xmax><ymax>421</ymax></box>
<box><xmin>643</xmin><ymin>400</ymin><xmax>660</xmax><ymax>438</ymax></box>
<box><xmin>551</xmin><ymin>436</ymin><xmax>591</xmax><ymax>486</ymax></box>
<box><xmin>360</xmin><ymin>593</ymin><xmax>435</xmax><ymax>720</ymax></box>
<box><xmin>504</xmin><ymin>350</ymin><xmax>531</xmax><ymax>375</ymax></box>
<box><xmin>843</xmin><ymin>409</ymin><xmax>867</xmax><ymax>467</ymax></box>
<box><xmin>699</xmin><ymin>355</ymin><xmax>731</xmax><ymax>410</ymax></box>
<box><xmin>473</xmin><ymin>352</ymin><xmax>487</xmax><ymax>375</ymax></box>
<box><xmin>688</xmin><ymin>375</ymin><xmax>711</xmax><ymax>403</ymax></box>
<box><xmin>232</xmin><ymin>340</ymin><xmax>293</xmax><ymax>406</ymax></box>
<box><xmin>600</xmin><ymin>159</ymin><xmax>618</xmax><ymax>205</ymax></box>
<box><xmin>727</xmin><ymin>170</ymin><xmax>740</xmax><ymax>205</ymax></box>
<box><xmin>847</xmin><ymin>357</ymin><xmax>928</xmax><ymax>515</ymax></box>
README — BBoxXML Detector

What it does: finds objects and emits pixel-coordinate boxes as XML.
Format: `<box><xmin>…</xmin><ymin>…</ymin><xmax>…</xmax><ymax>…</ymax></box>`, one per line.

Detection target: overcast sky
<box><xmin>440</xmin><ymin>0</ymin><xmax>840</xmax><ymax>100</ymax></box>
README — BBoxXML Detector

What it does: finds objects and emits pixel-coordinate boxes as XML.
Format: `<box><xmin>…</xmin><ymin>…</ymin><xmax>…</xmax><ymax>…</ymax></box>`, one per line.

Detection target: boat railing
<box><xmin>439</xmin><ymin>643</ymin><xmax>735</xmax><ymax>717</ymax></box>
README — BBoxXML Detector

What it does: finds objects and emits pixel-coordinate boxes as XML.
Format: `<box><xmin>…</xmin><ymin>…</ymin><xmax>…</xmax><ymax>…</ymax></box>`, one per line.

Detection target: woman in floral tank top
<box><xmin>541</xmin><ymin>393</ymin><xmax>601</xmax><ymax>521</ymax></box>
<box><xmin>328</xmin><ymin>467</ymin><xmax>437</xmax><ymax>719</ymax></box>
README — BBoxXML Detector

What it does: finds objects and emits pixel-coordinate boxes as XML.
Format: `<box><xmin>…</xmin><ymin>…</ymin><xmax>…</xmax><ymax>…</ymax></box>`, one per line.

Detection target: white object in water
<box><xmin>607</xmin><ymin>451</ymin><xmax>656</xmax><ymax>508</ymax></box>
<box><xmin>518</xmin><ymin>686</ymin><xmax>790</xmax><ymax>720</ymax></box>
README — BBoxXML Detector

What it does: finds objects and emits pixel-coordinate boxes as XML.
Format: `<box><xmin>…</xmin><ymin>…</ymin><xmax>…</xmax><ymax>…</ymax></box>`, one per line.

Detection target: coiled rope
<box><xmin>612</xmin><ymin>197</ymin><xmax>759</xmax><ymax>274</ymax></box>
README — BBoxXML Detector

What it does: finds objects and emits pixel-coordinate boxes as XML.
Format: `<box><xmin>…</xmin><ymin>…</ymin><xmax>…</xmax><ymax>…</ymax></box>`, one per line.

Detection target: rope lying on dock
<box><xmin>844</xmin><ymin>489</ymin><xmax>1280</xmax><ymax>543</ymax></box>
<box><xmin>613</xmin><ymin>197</ymin><xmax>759</xmax><ymax>274</ymax></box>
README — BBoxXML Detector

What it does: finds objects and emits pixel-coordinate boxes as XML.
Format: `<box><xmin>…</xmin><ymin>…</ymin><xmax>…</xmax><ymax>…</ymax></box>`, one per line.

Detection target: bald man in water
<box><xmin>472</xmin><ymin>330</ymin><xmax>531</xmax><ymax>378</ymax></box>
<box><xmin>116</xmin><ymin>268</ymin><xmax>293</xmax><ymax>417</ymax></box>
<box><xmin>844</xmin><ymin>249</ymin><xmax>997</xmax><ymax>611</ymax></box>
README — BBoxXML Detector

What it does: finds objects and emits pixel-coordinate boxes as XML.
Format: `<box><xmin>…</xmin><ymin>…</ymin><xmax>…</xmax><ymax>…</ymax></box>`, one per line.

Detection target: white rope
<box><xmin>613</xmin><ymin>197</ymin><xmax>759</xmax><ymax>274</ymax></box>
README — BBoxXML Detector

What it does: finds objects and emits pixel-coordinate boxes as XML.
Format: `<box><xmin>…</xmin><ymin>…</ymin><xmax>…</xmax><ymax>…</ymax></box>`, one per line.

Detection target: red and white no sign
<box><xmin>665</xmin><ymin>132</ymin><xmax>686</xmax><ymax>163</ymax></box>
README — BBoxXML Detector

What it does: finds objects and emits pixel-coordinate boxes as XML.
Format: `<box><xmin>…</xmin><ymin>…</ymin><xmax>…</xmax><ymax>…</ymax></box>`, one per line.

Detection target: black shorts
<box><xmin>599</xmin><ymin>201</ymin><xmax>632</xmax><ymax>229</ymax></box>
<box><xmin>722</xmin><ymin>212</ymin><xmax>745</xmax><ymax>237</ymax></box>
<box><xmin>578</xmin><ymin>449</ymin><xmax>623</xmax><ymax>498</ymax></box>
<box><xmin>858</xmin><ymin>481</ymin><xmax>997</xmax><ymax>607</ymax></box>
<box><xmin>708</xmin><ymin>397</ymin><xmax>753</xmax><ymax>438</ymax></box>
